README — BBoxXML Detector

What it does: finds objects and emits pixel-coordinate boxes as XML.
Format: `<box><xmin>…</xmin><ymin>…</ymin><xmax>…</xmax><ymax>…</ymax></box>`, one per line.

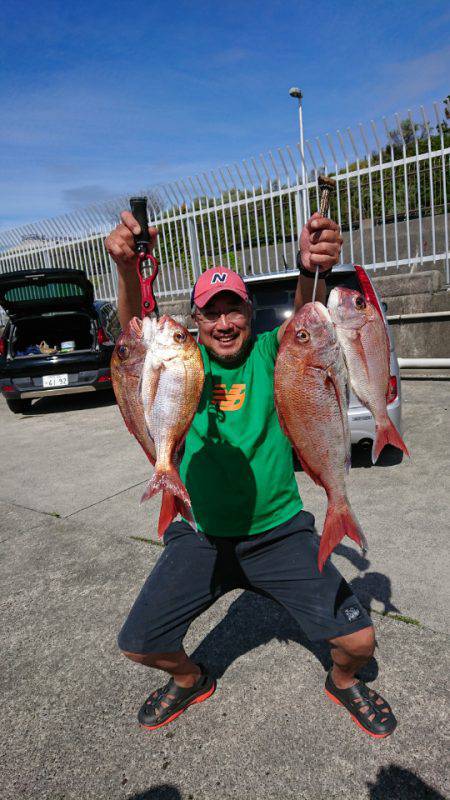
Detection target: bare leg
<box><xmin>328</xmin><ymin>625</ymin><xmax>375</xmax><ymax>689</ymax></box>
<box><xmin>121</xmin><ymin>648</ymin><xmax>201</xmax><ymax>688</ymax></box>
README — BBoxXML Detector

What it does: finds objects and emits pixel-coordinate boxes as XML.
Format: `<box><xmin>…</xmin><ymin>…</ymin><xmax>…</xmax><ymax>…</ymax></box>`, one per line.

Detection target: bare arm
<box><xmin>105</xmin><ymin>211</ymin><xmax>159</xmax><ymax>330</ymax></box>
<box><xmin>277</xmin><ymin>213</ymin><xmax>342</xmax><ymax>342</ymax></box>
<box><xmin>116</xmin><ymin>269</ymin><xmax>142</xmax><ymax>330</ymax></box>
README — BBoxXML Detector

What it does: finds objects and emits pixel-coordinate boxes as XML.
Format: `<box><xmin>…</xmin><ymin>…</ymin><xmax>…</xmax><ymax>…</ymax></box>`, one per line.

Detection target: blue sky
<box><xmin>1</xmin><ymin>0</ymin><xmax>449</xmax><ymax>229</ymax></box>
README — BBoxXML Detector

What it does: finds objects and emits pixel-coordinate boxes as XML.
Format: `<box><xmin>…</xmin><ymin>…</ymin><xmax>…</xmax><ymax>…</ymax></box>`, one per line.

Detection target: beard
<box><xmin>205</xmin><ymin>334</ymin><xmax>252</xmax><ymax>366</ymax></box>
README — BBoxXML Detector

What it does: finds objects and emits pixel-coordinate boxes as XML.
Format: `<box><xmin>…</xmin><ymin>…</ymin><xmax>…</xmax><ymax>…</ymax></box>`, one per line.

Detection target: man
<box><xmin>105</xmin><ymin>211</ymin><xmax>396</xmax><ymax>738</ymax></box>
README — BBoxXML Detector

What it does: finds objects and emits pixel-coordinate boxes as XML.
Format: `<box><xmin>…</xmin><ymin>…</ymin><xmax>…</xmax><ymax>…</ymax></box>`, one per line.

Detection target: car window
<box><xmin>4</xmin><ymin>282</ymin><xmax>84</xmax><ymax>302</ymax></box>
<box><xmin>249</xmin><ymin>280</ymin><xmax>297</xmax><ymax>334</ymax></box>
<box><xmin>100</xmin><ymin>303</ymin><xmax>121</xmax><ymax>341</ymax></box>
<box><xmin>325</xmin><ymin>271</ymin><xmax>360</xmax><ymax>299</ymax></box>
<box><xmin>253</xmin><ymin>308</ymin><xmax>282</xmax><ymax>332</ymax></box>
<box><xmin>250</xmin><ymin>272</ymin><xmax>364</xmax><ymax>335</ymax></box>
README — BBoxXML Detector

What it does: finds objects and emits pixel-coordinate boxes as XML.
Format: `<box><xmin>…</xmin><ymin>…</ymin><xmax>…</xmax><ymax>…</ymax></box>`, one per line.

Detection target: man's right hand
<box><xmin>105</xmin><ymin>211</ymin><xmax>159</xmax><ymax>275</ymax></box>
<box><xmin>105</xmin><ymin>212</ymin><xmax>159</xmax><ymax>329</ymax></box>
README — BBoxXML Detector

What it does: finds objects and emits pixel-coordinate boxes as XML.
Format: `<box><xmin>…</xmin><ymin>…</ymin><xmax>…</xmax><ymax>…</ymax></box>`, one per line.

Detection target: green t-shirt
<box><xmin>179</xmin><ymin>327</ymin><xmax>303</xmax><ymax>537</ymax></box>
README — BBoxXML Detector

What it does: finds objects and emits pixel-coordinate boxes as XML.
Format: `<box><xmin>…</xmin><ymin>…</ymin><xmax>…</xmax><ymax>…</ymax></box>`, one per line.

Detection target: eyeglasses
<box><xmin>193</xmin><ymin>308</ymin><xmax>248</xmax><ymax>325</ymax></box>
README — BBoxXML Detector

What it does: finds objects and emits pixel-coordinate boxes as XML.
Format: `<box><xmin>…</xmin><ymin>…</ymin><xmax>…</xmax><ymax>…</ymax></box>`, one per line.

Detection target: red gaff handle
<box><xmin>136</xmin><ymin>251</ymin><xmax>159</xmax><ymax>317</ymax></box>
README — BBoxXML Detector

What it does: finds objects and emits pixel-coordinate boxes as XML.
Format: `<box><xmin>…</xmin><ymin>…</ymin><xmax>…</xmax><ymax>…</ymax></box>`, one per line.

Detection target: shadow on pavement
<box><xmin>192</xmin><ymin>590</ymin><xmax>378</xmax><ymax>683</ymax></box>
<box><xmin>21</xmin><ymin>389</ymin><xmax>116</xmax><ymax>416</ymax></box>
<box><xmin>350</xmin><ymin>443</ymin><xmax>404</xmax><ymax>468</ymax></box>
<box><xmin>128</xmin><ymin>786</ymin><xmax>181</xmax><ymax>800</ymax></box>
<box><xmin>367</xmin><ymin>764</ymin><xmax>446</xmax><ymax>799</ymax></box>
<box><xmin>294</xmin><ymin>444</ymin><xmax>404</xmax><ymax>472</ymax></box>
<box><xmin>189</xmin><ymin>525</ymin><xmax>408</xmax><ymax>684</ymax></box>
<box><xmin>334</xmin><ymin>543</ymin><xmax>400</xmax><ymax>615</ymax></box>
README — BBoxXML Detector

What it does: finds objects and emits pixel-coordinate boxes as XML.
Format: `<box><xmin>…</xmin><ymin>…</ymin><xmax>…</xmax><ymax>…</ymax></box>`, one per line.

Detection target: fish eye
<box><xmin>355</xmin><ymin>295</ymin><xmax>366</xmax><ymax>310</ymax></box>
<box><xmin>296</xmin><ymin>329</ymin><xmax>310</xmax><ymax>342</ymax></box>
<box><xmin>174</xmin><ymin>331</ymin><xmax>187</xmax><ymax>343</ymax></box>
<box><xmin>117</xmin><ymin>344</ymin><xmax>129</xmax><ymax>360</ymax></box>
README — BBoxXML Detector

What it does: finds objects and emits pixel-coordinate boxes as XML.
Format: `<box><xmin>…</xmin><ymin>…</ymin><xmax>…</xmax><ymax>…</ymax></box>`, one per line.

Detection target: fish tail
<box><xmin>372</xmin><ymin>417</ymin><xmax>409</xmax><ymax>464</ymax></box>
<box><xmin>141</xmin><ymin>466</ymin><xmax>193</xmax><ymax>537</ymax></box>
<box><xmin>318</xmin><ymin>501</ymin><xmax>368</xmax><ymax>572</ymax></box>
<box><xmin>157</xmin><ymin>491</ymin><xmax>196</xmax><ymax>538</ymax></box>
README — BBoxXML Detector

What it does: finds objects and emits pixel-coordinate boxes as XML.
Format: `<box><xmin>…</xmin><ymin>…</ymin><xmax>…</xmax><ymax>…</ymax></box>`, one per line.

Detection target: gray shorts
<box><xmin>118</xmin><ymin>510</ymin><xmax>372</xmax><ymax>654</ymax></box>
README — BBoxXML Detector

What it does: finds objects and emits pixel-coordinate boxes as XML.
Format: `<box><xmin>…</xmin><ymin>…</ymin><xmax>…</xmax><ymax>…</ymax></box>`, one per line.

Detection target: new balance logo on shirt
<box><xmin>212</xmin><ymin>383</ymin><xmax>246</xmax><ymax>411</ymax></box>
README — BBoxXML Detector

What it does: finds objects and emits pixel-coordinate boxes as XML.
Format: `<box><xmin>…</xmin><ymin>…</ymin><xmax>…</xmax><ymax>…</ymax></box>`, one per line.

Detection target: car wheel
<box><xmin>6</xmin><ymin>398</ymin><xmax>33</xmax><ymax>414</ymax></box>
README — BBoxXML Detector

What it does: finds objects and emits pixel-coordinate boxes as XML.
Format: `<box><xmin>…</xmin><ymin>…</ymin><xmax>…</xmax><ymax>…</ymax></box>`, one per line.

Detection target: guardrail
<box><xmin>0</xmin><ymin>102</ymin><xmax>448</xmax><ymax>303</ymax></box>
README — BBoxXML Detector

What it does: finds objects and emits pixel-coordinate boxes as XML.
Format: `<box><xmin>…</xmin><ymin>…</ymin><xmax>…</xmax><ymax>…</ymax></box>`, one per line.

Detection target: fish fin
<box><xmin>140</xmin><ymin>466</ymin><xmax>190</xmax><ymax>504</ymax></box>
<box><xmin>295</xmin><ymin>450</ymin><xmax>323</xmax><ymax>487</ymax></box>
<box><xmin>274</xmin><ymin>393</ymin><xmax>290</xmax><ymax>440</ymax></box>
<box><xmin>140</xmin><ymin>467</ymin><xmax>193</xmax><ymax>538</ymax></box>
<box><xmin>372</xmin><ymin>418</ymin><xmax>410</xmax><ymax>464</ymax></box>
<box><xmin>324</xmin><ymin>367</ymin><xmax>351</xmax><ymax>470</ymax></box>
<box><xmin>157</xmin><ymin>491</ymin><xmax>177</xmax><ymax>537</ymax></box>
<box><xmin>345</xmin><ymin>451</ymin><xmax>352</xmax><ymax>475</ymax></box>
<box><xmin>129</xmin><ymin>316</ymin><xmax>143</xmax><ymax>337</ymax></box>
<box><xmin>318</xmin><ymin>502</ymin><xmax>368</xmax><ymax>572</ymax></box>
<box><xmin>275</xmin><ymin>394</ymin><xmax>322</xmax><ymax>485</ymax></box>
<box><xmin>140</xmin><ymin>359</ymin><xmax>161</xmax><ymax>422</ymax></box>
<box><xmin>115</xmin><ymin>389</ymin><xmax>156</xmax><ymax>465</ymax></box>
<box><xmin>355</xmin><ymin>331</ymin><xmax>372</xmax><ymax>385</ymax></box>
<box><xmin>174</xmin><ymin>494</ymin><xmax>197</xmax><ymax>532</ymax></box>
<box><xmin>156</xmin><ymin>492</ymin><xmax>196</xmax><ymax>538</ymax></box>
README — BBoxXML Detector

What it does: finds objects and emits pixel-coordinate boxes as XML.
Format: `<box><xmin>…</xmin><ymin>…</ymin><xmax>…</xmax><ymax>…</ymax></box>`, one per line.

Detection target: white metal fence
<box><xmin>0</xmin><ymin>101</ymin><xmax>449</xmax><ymax>305</ymax></box>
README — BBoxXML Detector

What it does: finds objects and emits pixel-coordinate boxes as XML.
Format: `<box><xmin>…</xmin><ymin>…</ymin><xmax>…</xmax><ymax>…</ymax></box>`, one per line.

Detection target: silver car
<box><xmin>246</xmin><ymin>263</ymin><xmax>403</xmax><ymax>454</ymax></box>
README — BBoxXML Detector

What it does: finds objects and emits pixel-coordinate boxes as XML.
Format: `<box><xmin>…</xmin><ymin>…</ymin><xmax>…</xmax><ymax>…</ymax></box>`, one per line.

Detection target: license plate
<box><xmin>43</xmin><ymin>374</ymin><xmax>69</xmax><ymax>388</ymax></box>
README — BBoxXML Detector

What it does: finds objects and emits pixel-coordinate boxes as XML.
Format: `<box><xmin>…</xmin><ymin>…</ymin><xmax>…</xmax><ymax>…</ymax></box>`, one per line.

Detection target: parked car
<box><xmin>0</xmin><ymin>269</ymin><xmax>120</xmax><ymax>413</ymax></box>
<box><xmin>245</xmin><ymin>263</ymin><xmax>402</xmax><ymax>450</ymax></box>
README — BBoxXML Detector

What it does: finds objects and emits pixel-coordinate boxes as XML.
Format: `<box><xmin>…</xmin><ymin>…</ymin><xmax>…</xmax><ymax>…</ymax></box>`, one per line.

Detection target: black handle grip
<box><xmin>130</xmin><ymin>197</ymin><xmax>151</xmax><ymax>253</ymax></box>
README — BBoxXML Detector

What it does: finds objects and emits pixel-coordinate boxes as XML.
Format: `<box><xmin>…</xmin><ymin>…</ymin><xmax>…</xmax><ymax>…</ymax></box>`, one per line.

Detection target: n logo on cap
<box><xmin>211</xmin><ymin>273</ymin><xmax>228</xmax><ymax>285</ymax></box>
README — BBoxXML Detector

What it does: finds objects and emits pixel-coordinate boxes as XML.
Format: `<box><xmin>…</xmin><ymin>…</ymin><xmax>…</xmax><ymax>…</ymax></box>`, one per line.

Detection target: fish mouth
<box><xmin>339</xmin><ymin>316</ymin><xmax>367</xmax><ymax>331</ymax></box>
<box><xmin>301</xmin><ymin>301</ymin><xmax>333</xmax><ymax>328</ymax></box>
<box><xmin>129</xmin><ymin>317</ymin><xmax>143</xmax><ymax>337</ymax></box>
<box><xmin>308</xmin><ymin>342</ymin><xmax>342</xmax><ymax>372</ymax></box>
<box><xmin>327</xmin><ymin>288</ymin><xmax>341</xmax><ymax>310</ymax></box>
<box><xmin>142</xmin><ymin>315</ymin><xmax>158</xmax><ymax>344</ymax></box>
<box><xmin>314</xmin><ymin>302</ymin><xmax>332</xmax><ymax>323</ymax></box>
<box><xmin>327</xmin><ymin>289</ymin><xmax>367</xmax><ymax>330</ymax></box>
<box><xmin>304</xmin><ymin>300</ymin><xmax>332</xmax><ymax>321</ymax></box>
<box><xmin>329</xmin><ymin>307</ymin><xmax>367</xmax><ymax>331</ymax></box>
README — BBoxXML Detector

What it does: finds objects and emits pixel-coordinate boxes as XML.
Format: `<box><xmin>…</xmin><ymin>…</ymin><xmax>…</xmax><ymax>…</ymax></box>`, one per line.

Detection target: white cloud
<box><xmin>212</xmin><ymin>48</ymin><xmax>250</xmax><ymax>66</ymax></box>
<box><xmin>62</xmin><ymin>185</ymin><xmax>114</xmax><ymax>208</ymax></box>
<box><xmin>362</xmin><ymin>45</ymin><xmax>450</xmax><ymax>116</ymax></box>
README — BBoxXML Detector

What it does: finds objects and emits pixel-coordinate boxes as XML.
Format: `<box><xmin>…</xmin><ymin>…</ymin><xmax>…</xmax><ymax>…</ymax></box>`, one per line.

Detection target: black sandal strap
<box><xmin>145</xmin><ymin>677</ymin><xmax>196</xmax><ymax>717</ymax></box>
<box><xmin>325</xmin><ymin>670</ymin><xmax>397</xmax><ymax>738</ymax></box>
<box><xmin>138</xmin><ymin>663</ymin><xmax>216</xmax><ymax>729</ymax></box>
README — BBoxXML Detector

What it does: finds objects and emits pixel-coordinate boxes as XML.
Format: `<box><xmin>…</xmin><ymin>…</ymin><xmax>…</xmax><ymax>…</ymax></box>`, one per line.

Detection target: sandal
<box><xmin>325</xmin><ymin>669</ymin><xmax>397</xmax><ymax>738</ymax></box>
<box><xmin>138</xmin><ymin>663</ymin><xmax>216</xmax><ymax>731</ymax></box>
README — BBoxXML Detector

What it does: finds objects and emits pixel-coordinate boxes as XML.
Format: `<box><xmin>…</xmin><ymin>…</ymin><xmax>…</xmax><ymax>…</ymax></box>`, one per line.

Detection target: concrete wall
<box><xmin>371</xmin><ymin>269</ymin><xmax>450</xmax><ymax>359</ymax></box>
<box><xmin>234</xmin><ymin>213</ymin><xmax>450</xmax><ymax>277</ymax></box>
<box><xmin>341</xmin><ymin>213</ymin><xmax>450</xmax><ymax>270</ymax></box>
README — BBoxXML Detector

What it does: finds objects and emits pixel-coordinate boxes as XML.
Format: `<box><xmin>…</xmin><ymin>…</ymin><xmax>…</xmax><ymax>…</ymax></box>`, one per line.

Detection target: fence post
<box><xmin>0</xmin><ymin>103</ymin><xmax>449</xmax><ymax>289</ymax></box>
<box><xmin>294</xmin><ymin>191</ymin><xmax>304</xmax><ymax>251</ymax></box>
<box><xmin>187</xmin><ymin>215</ymin><xmax>202</xmax><ymax>282</ymax></box>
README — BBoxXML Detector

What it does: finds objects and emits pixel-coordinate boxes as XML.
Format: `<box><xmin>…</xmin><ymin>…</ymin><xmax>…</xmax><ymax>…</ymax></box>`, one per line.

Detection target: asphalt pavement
<box><xmin>1</xmin><ymin>381</ymin><xmax>449</xmax><ymax>800</ymax></box>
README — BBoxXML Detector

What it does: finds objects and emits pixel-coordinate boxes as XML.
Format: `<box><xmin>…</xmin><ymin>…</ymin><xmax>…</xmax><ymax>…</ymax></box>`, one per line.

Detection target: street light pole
<box><xmin>289</xmin><ymin>87</ymin><xmax>308</xmax><ymax>229</ymax></box>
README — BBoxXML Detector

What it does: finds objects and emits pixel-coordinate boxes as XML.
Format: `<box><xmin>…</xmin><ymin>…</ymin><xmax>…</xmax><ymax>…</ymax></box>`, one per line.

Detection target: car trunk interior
<box><xmin>11</xmin><ymin>312</ymin><xmax>96</xmax><ymax>357</ymax></box>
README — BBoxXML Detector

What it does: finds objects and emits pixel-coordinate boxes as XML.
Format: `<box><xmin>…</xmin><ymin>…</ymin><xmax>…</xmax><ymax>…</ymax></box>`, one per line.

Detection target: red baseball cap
<box><xmin>191</xmin><ymin>266</ymin><xmax>249</xmax><ymax>309</ymax></box>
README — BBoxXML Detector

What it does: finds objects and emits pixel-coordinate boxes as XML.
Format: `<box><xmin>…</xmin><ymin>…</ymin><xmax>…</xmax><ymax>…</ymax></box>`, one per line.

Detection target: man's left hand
<box><xmin>299</xmin><ymin>212</ymin><xmax>343</xmax><ymax>273</ymax></box>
